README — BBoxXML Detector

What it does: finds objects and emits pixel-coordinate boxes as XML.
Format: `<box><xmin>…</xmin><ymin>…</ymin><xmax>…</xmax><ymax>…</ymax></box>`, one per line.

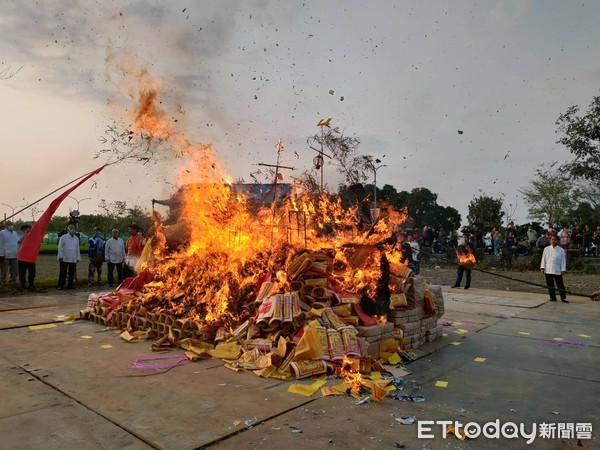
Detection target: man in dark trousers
<box><xmin>452</xmin><ymin>233</ymin><xmax>475</xmax><ymax>290</ymax></box>
<box><xmin>540</xmin><ymin>235</ymin><xmax>568</xmax><ymax>303</ymax></box>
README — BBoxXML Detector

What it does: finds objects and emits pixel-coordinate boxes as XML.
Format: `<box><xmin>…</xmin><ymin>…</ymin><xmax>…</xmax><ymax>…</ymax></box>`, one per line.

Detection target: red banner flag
<box><xmin>17</xmin><ymin>165</ymin><xmax>106</xmax><ymax>263</ymax></box>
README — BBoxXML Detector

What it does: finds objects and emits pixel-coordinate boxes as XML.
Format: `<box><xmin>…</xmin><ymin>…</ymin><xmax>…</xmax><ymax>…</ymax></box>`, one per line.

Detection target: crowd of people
<box><xmin>0</xmin><ymin>221</ymin><xmax>146</xmax><ymax>291</ymax></box>
<box><xmin>396</xmin><ymin>221</ymin><xmax>600</xmax><ymax>258</ymax></box>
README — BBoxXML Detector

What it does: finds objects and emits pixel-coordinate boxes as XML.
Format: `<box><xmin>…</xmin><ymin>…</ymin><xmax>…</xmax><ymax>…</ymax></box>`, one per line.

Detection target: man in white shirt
<box><xmin>0</xmin><ymin>221</ymin><xmax>20</xmax><ymax>285</ymax></box>
<box><xmin>540</xmin><ymin>235</ymin><xmax>568</xmax><ymax>303</ymax></box>
<box><xmin>104</xmin><ymin>228</ymin><xmax>126</xmax><ymax>287</ymax></box>
<box><xmin>57</xmin><ymin>224</ymin><xmax>81</xmax><ymax>289</ymax></box>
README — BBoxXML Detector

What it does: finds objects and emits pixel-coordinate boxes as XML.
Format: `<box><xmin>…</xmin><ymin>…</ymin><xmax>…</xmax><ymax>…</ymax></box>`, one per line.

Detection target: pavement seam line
<box><xmin>8</xmin><ymin>359</ymin><xmax>160</xmax><ymax>450</ymax></box>
<box><xmin>196</xmin><ymin>397</ymin><xmax>320</xmax><ymax>449</ymax></box>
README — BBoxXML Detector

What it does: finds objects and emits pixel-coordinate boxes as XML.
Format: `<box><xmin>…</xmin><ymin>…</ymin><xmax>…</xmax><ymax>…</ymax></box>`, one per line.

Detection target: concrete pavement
<box><xmin>0</xmin><ymin>288</ymin><xmax>598</xmax><ymax>449</ymax></box>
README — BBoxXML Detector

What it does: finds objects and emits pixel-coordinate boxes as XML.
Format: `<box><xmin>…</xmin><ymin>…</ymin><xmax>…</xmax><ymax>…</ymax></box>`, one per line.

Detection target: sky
<box><xmin>1</xmin><ymin>0</ymin><xmax>599</xmax><ymax>227</ymax></box>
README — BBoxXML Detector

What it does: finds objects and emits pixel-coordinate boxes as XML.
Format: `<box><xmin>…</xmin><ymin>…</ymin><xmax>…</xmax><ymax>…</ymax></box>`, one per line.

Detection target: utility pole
<box><xmin>311</xmin><ymin>118</ymin><xmax>333</xmax><ymax>192</ymax></box>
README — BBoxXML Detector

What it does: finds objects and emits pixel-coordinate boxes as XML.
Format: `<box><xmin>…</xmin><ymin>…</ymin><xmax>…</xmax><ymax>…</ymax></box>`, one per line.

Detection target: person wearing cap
<box><xmin>87</xmin><ymin>227</ymin><xmax>105</xmax><ymax>286</ymax></box>
<box><xmin>540</xmin><ymin>234</ymin><xmax>568</xmax><ymax>303</ymax></box>
<box><xmin>0</xmin><ymin>221</ymin><xmax>20</xmax><ymax>285</ymax></box>
<box><xmin>57</xmin><ymin>224</ymin><xmax>81</xmax><ymax>290</ymax></box>
<box><xmin>17</xmin><ymin>224</ymin><xmax>36</xmax><ymax>290</ymax></box>
<box><xmin>124</xmin><ymin>223</ymin><xmax>146</xmax><ymax>277</ymax></box>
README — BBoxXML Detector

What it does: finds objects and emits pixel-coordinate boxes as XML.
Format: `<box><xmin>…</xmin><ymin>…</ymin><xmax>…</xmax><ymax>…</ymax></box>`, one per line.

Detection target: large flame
<box><xmin>122</xmin><ymin>70</ymin><xmax>407</xmax><ymax>329</ymax></box>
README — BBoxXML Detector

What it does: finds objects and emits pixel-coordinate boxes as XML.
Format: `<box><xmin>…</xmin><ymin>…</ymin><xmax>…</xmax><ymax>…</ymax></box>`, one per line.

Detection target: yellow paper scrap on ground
<box><xmin>101</xmin><ymin>344</ymin><xmax>113</xmax><ymax>349</ymax></box>
<box><xmin>233</xmin><ymin>420</ymin><xmax>242</xmax><ymax>427</ymax></box>
<box><xmin>579</xmin><ymin>334</ymin><xmax>591</xmax><ymax>338</ymax></box>
<box><xmin>386</xmin><ymin>366</ymin><xmax>411</xmax><ymax>378</ymax></box>
<box><xmin>29</xmin><ymin>324</ymin><xmax>57</xmax><ymax>330</ymax></box>
<box><xmin>209</xmin><ymin>342</ymin><xmax>242</xmax><ymax>360</ymax></box>
<box><xmin>80</xmin><ymin>335</ymin><xmax>92</xmax><ymax>339</ymax></box>
<box><xmin>474</xmin><ymin>357</ymin><xmax>486</xmax><ymax>363</ymax></box>
<box><xmin>372</xmin><ymin>381</ymin><xmax>388</xmax><ymax>402</ymax></box>
<box><xmin>450</xmin><ymin>342</ymin><xmax>461</xmax><ymax>346</ymax></box>
<box><xmin>553</xmin><ymin>337</ymin><xmax>563</xmax><ymax>341</ymax></box>
<box><xmin>369</xmin><ymin>371</ymin><xmax>382</xmax><ymax>380</ymax></box>
<box><xmin>455</xmin><ymin>329</ymin><xmax>469</xmax><ymax>335</ymax></box>
<box><xmin>435</xmin><ymin>380</ymin><xmax>449</xmax><ymax>388</ymax></box>
<box><xmin>53</xmin><ymin>314</ymin><xmax>77</xmax><ymax>322</ymax></box>
<box><xmin>288</xmin><ymin>378</ymin><xmax>327</xmax><ymax>397</ymax></box>
<box><xmin>332</xmin><ymin>383</ymin><xmax>351</xmax><ymax>393</ymax></box>
<box><xmin>388</xmin><ymin>353</ymin><xmax>401</xmax><ymax>365</ymax></box>
<box><xmin>321</xmin><ymin>386</ymin><xmax>346</xmax><ymax>396</ymax></box>
<box><xmin>120</xmin><ymin>330</ymin><xmax>149</xmax><ymax>343</ymax></box>
<box><xmin>518</xmin><ymin>332</ymin><xmax>530</xmax><ymax>335</ymax></box>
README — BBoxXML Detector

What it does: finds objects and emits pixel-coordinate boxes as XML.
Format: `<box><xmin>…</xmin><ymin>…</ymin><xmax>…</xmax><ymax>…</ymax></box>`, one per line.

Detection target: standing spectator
<box><xmin>407</xmin><ymin>234</ymin><xmax>420</xmax><ymax>275</ymax></box>
<box><xmin>448</xmin><ymin>230</ymin><xmax>458</xmax><ymax>248</ymax></box>
<box><xmin>87</xmin><ymin>227</ymin><xmax>105</xmax><ymax>286</ymax></box>
<box><xmin>474</xmin><ymin>218</ymin><xmax>484</xmax><ymax>249</ymax></box>
<box><xmin>493</xmin><ymin>231</ymin><xmax>502</xmax><ymax>255</ymax></box>
<box><xmin>559</xmin><ymin>226</ymin><xmax>570</xmax><ymax>255</ymax></box>
<box><xmin>582</xmin><ymin>224</ymin><xmax>593</xmax><ymax>256</ymax></box>
<box><xmin>437</xmin><ymin>227</ymin><xmax>448</xmax><ymax>253</ymax></box>
<box><xmin>451</xmin><ymin>233</ymin><xmax>475</xmax><ymax>290</ymax></box>
<box><xmin>536</xmin><ymin>232</ymin><xmax>550</xmax><ymax>250</ymax></box>
<box><xmin>506</xmin><ymin>221</ymin><xmax>516</xmax><ymax>236</ymax></box>
<box><xmin>57</xmin><ymin>225</ymin><xmax>81</xmax><ymax>289</ymax></box>
<box><xmin>125</xmin><ymin>223</ymin><xmax>146</xmax><ymax>277</ymax></box>
<box><xmin>490</xmin><ymin>226</ymin><xmax>497</xmax><ymax>249</ymax></box>
<box><xmin>105</xmin><ymin>228</ymin><xmax>126</xmax><ymax>287</ymax></box>
<box><xmin>540</xmin><ymin>235</ymin><xmax>568</xmax><ymax>303</ymax></box>
<box><xmin>422</xmin><ymin>224</ymin><xmax>434</xmax><ymax>248</ymax></box>
<box><xmin>505</xmin><ymin>230</ymin><xmax>516</xmax><ymax>251</ymax></box>
<box><xmin>0</xmin><ymin>223</ymin><xmax>4</xmax><ymax>279</ymax></box>
<box><xmin>411</xmin><ymin>227</ymin><xmax>421</xmax><ymax>244</ymax></box>
<box><xmin>395</xmin><ymin>232</ymin><xmax>416</xmax><ymax>273</ymax></box>
<box><xmin>17</xmin><ymin>224</ymin><xmax>36</xmax><ymax>290</ymax></box>
<box><xmin>527</xmin><ymin>226</ymin><xmax>538</xmax><ymax>251</ymax></box>
<box><xmin>572</xmin><ymin>225</ymin><xmax>583</xmax><ymax>251</ymax></box>
<box><xmin>0</xmin><ymin>221</ymin><xmax>20</xmax><ymax>285</ymax></box>
<box><xmin>593</xmin><ymin>226</ymin><xmax>600</xmax><ymax>257</ymax></box>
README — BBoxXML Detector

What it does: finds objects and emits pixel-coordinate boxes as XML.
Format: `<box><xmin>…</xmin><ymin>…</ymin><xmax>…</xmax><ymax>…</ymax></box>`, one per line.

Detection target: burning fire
<box><xmin>341</xmin><ymin>357</ymin><xmax>363</xmax><ymax>395</ymax></box>
<box><xmin>457</xmin><ymin>248</ymin><xmax>476</xmax><ymax>270</ymax></box>
<box><xmin>118</xmin><ymin>69</ymin><xmax>408</xmax><ymax>331</ymax></box>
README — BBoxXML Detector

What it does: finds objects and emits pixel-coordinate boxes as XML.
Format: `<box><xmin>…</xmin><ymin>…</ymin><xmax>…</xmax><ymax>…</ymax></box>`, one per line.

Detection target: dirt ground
<box><xmin>419</xmin><ymin>266</ymin><xmax>599</xmax><ymax>298</ymax></box>
<box><xmin>13</xmin><ymin>254</ymin><xmax>599</xmax><ymax>300</ymax></box>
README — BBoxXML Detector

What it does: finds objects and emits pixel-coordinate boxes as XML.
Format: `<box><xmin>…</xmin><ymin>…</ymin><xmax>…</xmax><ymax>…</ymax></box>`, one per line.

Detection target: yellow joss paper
<box><xmin>209</xmin><ymin>342</ymin><xmax>242</xmax><ymax>360</ymax></box>
<box><xmin>372</xmin><ymin>381</ymin><xmax>388</xmax><ymax>402</ymax></box>
<box><xmin>369</xmin><ymin>371</ymin><xmax>382</xmax><ymax>380</ymax></box>
<box><xmin>288</xmin><ymin>378</ymin><xmax>327</xmax><ymax>397</ymax></box>
<box><xmin>101</xmin><ymin>344</ymin><xmax>113</xmax><ymax>349</ymax></box>
<box><xmin>474</xmin><ymin>357</ymin><xmax>486</xmax><ymax>363</ymax></box>
<box><xmin>321</xmin><ymin>386</ymin><xmax>345</xmax><ymax>396</ymax></box>
<box><xmin>518</xmin><ymin>332</ymin><xmax>530</xmax><ymax>335</ymax></box>
<box><xmin>80</xmin><ymin>335</ymin><xmax>93</xmax><ymax>339</ymax></box>
<box><xmin>29</xmin><ymin>324</ymin><xmax>57</xmax><ymax>330</ymax></box>
<box><xmin>435</xmin><ymin>380</ymin><xmax>448</xmax><ymax>388</ymax></box>
<box><xmin>387</xmin><ymin>353</ymin><xmax>401</xmax><ymax>365</ymax></box>
<box><xmin>450</xmin><ymin>342</ymin><xmax>461</xmax><ymax>346</ymax></box>
<box><xmin>579</xmin><ymin>334</ymin><xmax>591</xmax><ymax>338</ymax></box>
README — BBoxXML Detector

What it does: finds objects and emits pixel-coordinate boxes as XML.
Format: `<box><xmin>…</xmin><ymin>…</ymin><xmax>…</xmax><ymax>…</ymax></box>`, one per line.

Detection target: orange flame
<box><xmin>458</xmin><ymin>249</ymin><xmax>476</xmax><ymax>269</ymax></box>
<box><xmin>341</xmin><ymin>357</ymin><xmax>363</xmax><ymax>395</ymax></box>
<box><xmin>118</xmin><ymin>68</ymin><xmax>408</xmax><ymax>328</ymax></box>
